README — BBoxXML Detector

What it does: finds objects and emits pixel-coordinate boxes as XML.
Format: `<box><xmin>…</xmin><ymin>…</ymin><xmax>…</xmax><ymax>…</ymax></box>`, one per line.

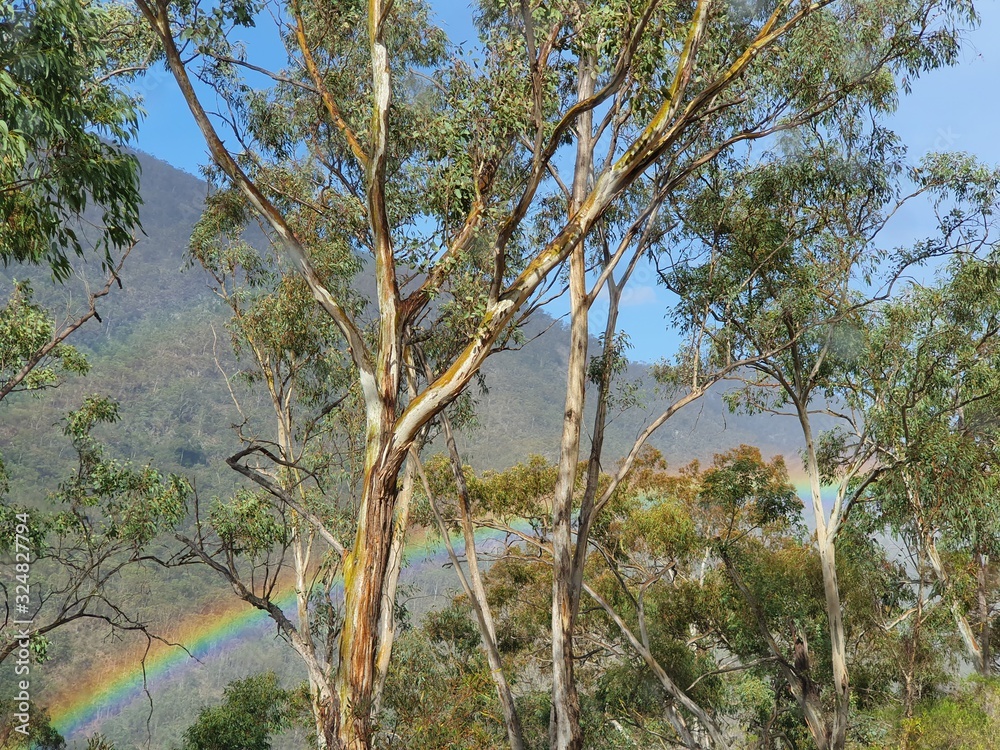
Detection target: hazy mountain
<box><xmin>0</xmin><ymin>151</ymin><xmax>812</xmax><ymax>748</ymax></box>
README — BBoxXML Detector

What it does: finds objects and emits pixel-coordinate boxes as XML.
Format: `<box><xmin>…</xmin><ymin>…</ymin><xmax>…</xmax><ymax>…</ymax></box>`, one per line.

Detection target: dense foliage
<box><xmin>6</xmin><ymin>1</ymin><xmax>1000</xmax><ymax>749</ymax></box>
<box><xmin>0</xmin><ymin>0</ymin><xmax>141</xmax><ymax>280</ymax></box>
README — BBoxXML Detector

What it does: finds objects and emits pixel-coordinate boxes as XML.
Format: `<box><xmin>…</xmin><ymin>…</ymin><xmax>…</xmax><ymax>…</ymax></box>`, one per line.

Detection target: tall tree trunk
<box><xmin>978</xmin><ymin>549</ymin><xmax>991</xmax><ymax>676</ymax></box>
<box><xmin>335</xmin><ymin>430</ymin><xmax>404</xmax><ymax>750</ymax></box>
<box><xmin>334</xmin><ymin>0</ymin><xmax>406</xmax><ymax>742</ymax></box>
<box><xmin>571</xmin><ymin>280</ymin><xmax>619</xmax><ymax>620</ymax></box>
<box><xmin>372</xmin><ymin>357</ymin><xmax>424</xmax><ymax>715</ymax></box>
<box><xmin>549</xmin><ymin>295</ymin><xmax>586</xmax><ymax>750</ymax></box>
<box><xmin>902</xmin><ymin>562</ymin><xmax>925</xmax><ymax>719</ymax></box>
<box><xmin>818</xmin><ymin>538</ymin><xmax>849</xmax><ymax>749</ymax></box>
<box><xmin>924</xmin><ymin>534</ymin><xmax>986</xmax><ymax>675</ymax></box>
<box><xmin>549</xmin><ymin>45</ymin><xmax>595</xmax><ymax>750</ymax></box>
<box><xmin>800</xmin><ymin>410</ymin><xmax>848</xmax><ymax>750</ymax></box>
<box><xmin>372</xmin><ymin>455</ymin><xmax>416</xmax><ymax>714</ymax></box>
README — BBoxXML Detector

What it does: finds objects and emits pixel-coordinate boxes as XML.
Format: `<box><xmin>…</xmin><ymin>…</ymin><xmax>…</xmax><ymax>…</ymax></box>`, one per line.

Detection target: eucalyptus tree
<box><xmin>516</xmin><ymin>5</ymin><xmax>988</xmax><ymax>747</ymax></box>
<box><xmin>0</xmin><ymin>0</ymin><xmax>189</xmax><ymax>714</ymax></box>
<box><xmin>0</xmin><ymin>0</ymin><xmax>142</xmax><ymax>279</ymax></box>
<box><xmin>179</xmin><ymin>672</ymin><xmax>295</xmax><ymax>750</ymax></box>
<box><xmin>0</xmin><ymin>0</ymin><xmax>146</xmax><ymax>404</ymax></box>
<box><xmin>0</xmin><ymin>396</ymin><xmax>190</xmax><ymax>671</ymax></box>
<box><xmin>580</xmin><ymin>446</ymin><xmax>804</xmax><ymax>749</ymax></box>
<box><xmin>127</xmin><ymin>0</ymin><xmax>987</xmax><ymax>747</ymax></box>
<box><xmin>0</xmin><ymin>284</ymin><xmax>183</xmax><ymax>691</ymax></box>
<box><xmin>185</xmin><ymin>196</ymin><xmax>375</xmax><ymax>747</ymax></box>
<box><xmin>661</xmin><ymin>133</ymin><xmax>1000</xmax><ymax>748</ymax></box>
<box><xmin>857</xmin><ymin>256</ymin><xmax>1000</xmax><ymax>677</ymax></box>
<box><xmin>419</xmin><ymin>443</ymin><xmax>905</xmax><ymax>749</ymax></box>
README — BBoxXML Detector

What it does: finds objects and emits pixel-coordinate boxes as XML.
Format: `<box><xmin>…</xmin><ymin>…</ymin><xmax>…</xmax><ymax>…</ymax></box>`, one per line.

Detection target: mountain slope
<box><xmin>0</xmin><ymin>151</ymin><xmax>813</xmax><ymax>748</ymax></box>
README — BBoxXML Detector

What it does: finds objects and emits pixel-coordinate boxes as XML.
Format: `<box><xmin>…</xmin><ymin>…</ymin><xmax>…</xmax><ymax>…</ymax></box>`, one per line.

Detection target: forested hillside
<box><xmin>0</xmin><ymin>151</ymin><xmax>807</xmax><ymax>749</ymax></box>
<box><xmin>3</xmin><ymin>151</ymin><xmax>805</xmax><ymax>502</ymax></box>
<box><xmin>6</xmin><ymin>2</ymin><xmax>1000</xmax><ymax>750</ymax></box>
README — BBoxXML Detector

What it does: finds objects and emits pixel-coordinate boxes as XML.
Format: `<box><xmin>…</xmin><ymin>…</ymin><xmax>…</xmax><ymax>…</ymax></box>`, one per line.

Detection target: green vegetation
<box><xmin>177</xmin><ymin>673</ymin><xmax>295</xmax><ymax>750</ymax></box>
<box><xmin>0</xmin><ymin>0</ymin><xmax>141</xmax><ymax>280</ymax></box>
<box><xmin>6</xmin><ymin>1</ymin><xmax>1000</xmax><ymax>750</ymax></box>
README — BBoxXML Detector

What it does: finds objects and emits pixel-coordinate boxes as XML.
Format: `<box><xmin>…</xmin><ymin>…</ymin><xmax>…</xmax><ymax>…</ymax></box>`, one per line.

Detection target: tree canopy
<box><xmin>1</xmin><ymin>0</ymin><xmax>142</xmax><ymax>279</ymax></box>
<box><xmin>7</xmin><ymin>1</ymin><xmax>1000</xmax><ymax>750</ymax></box>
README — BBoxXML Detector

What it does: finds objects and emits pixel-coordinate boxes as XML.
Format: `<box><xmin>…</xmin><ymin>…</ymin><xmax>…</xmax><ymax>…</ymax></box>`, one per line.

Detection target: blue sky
<box><xmin>132</xmin><ymin>2</ymin><xmax>1000</xmax><ymax>364</ymax></box>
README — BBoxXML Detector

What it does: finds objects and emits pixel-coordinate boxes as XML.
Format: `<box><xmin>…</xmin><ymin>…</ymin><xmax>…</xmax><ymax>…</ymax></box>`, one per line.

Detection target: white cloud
<box><xmin>619</xmin><ymin>285</ymin><xmax>658</xmax><ymax>307</ymax></box>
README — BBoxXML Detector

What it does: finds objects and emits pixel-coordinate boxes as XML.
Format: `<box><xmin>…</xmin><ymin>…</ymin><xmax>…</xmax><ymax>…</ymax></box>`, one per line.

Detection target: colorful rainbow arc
<box><xmin>46</xmin><ymin>526</ymin><xmax>506</xmax><ymax>738</ymax></box>
<box><xmin>48</xmin><ymin>475</ymin><xmax>822</xmax><ymax>738</ymax></box>
<box><xmin>48</xmin><ymin>589</ymin><xmax>297</xmax><ymax>738</ymax></box>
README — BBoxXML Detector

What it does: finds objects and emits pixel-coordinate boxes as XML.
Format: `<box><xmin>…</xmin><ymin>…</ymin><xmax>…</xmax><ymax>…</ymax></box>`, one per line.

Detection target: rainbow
<box><xmin>45</xmin><ymin>526</ymin><xmax>511</xmax><ymax>739</ymax></box>
<box><xmin>47</xmin><ymin>588</ymin><xmax>298</xmax><ymax>738</ymax></box>
<box><xmin>47</xmin><ymin>470</ymin><xmax>829</xmax><ymax>740</ymax></box>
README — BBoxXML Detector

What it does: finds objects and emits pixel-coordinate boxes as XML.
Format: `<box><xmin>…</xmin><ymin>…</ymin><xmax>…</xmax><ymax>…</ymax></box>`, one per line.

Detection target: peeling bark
<box><xmin>372</xmin><ymin>455</ymin><xmax>416</xmax><ymax>714</ymax></box>
<box><xmin>132</xmin><ymin>2</ymin><xmax>848</xmax><ymax>747</ymax></box>
<box><xmin>549</xmin><ymin>45</ymin><xmax>594</xmax><ymax>750</ymax></box>
<box><xmin>335</xmin><ymin>441</ymin><xmax>405</xmax><ymax>750</ymax></box>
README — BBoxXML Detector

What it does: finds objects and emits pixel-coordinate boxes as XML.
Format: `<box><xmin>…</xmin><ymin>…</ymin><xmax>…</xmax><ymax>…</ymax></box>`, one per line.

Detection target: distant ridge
<box><xmin>2</xmin><ymin>149</ymin><xmax>810</xmax><ymax>484</ymax></box>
